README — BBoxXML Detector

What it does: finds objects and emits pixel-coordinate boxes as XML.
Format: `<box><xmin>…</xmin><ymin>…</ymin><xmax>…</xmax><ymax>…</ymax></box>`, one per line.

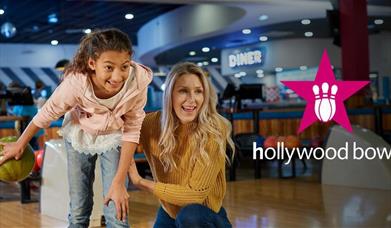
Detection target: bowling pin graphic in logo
<box><xmin>281</xmin><ymin>49</ymin><xmax>369</xmax><ymax>133</ymax></box>
<box><xmin>312</xmin><ymin>82</ymin><xmax>338</xmax><ymax>122</ymax></box>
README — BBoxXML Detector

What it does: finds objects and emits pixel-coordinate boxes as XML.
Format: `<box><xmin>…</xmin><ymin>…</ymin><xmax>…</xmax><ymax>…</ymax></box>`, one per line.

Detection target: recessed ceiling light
<box><xmin>301</xmin><ymin>19</ymin><xmax>311</xmax><ymax>25</ymax></box>
<box><xmin>304</xmin><ymin>31</ymin><xmax>313</xmax><ymax>37</ymax></box>
<box><xmin>211</xmin><ymin>58</ymin><xmax>218</xmax><ymax>63</ymax></box>
<box><xmin>234</xmin><ymin>73</ymin><xmax>241</xmax><ymax>78</ymax></box>
<box><xmin>259</xmin><ymin>15</ymin><xmax>268</xmax><ymax>21</ymax></box>
<box><xmin>257</xmin><ymin>74</ymin><xmax>264</xmax><ymax>78</ymax></box>
<box><xmin>48</xmin><ymin>13</ymin><xmax>58</xmax><ymax>24</ymax></box>
<box><xmin>259</xmin><ymin>36</ymin><xmax>268</xmax><ymax>42</ymax></box>
<box><xmin>51</xmin><ymin>40</ymin><xmax>59</xmax><ymax>46</ymax></box>
<box><xmin>197</xmin><ymin>62</ymin><xmax>203</xmax><ymax>67</ymax></box>
<box><xmin>275</xmin><ymin>67</ymin><xmax>283</xmax><ymax>72</ymax></box>
<box><xmin>202</xmin><ymin>47</ymin><xmax>210</xmax><ymax>52</ymax></box>
<box><xmin>203</xmin><ymin>61</ymin><xmax>209</xmax><ymax>66</ymax></box>
<box><xmin>256</xmin><ymin>69</ymin><xmax>264</xmax><ymax>74</ymax></box>
<box><xmin>125</xmin><ymin>13</ymin><xmax>134</xmax><ymax>20</ymax></box>
<box><xmin>161</xmin><ymin>83</ymin><xmax>166</xmax><ymax>91</ymax></box>
<box><xmin>189</xmin><ymin>51</ymin><xmax>196</xmax><ymax>56</ymax></box>
<box><xmin>300</xmin><ymin>65</ymin><xmax>307</xmax><ymax>71</ymax></box>
<box><xmin>0</xmin><ymin>9</ymin><xmax>4</xmax><ymax>15</ymax></box>
<box><xmin>239</xmin><ymin>72</ymin><xmax>246</xmax><ymax>76</ymax></box>
<box><xmin>242</xmin><ymin>29</ymin><xmax>251</xmax><ymax>34</ymax></box>
<box><xmin>84</xmin><ymin>29</ymin><xmax>91</xmax><ymax>34</ymax></box>
<box><xmin>374</xmin><ymin>19</ymin><xmax>384</xmax><ymax>25</ymax></box>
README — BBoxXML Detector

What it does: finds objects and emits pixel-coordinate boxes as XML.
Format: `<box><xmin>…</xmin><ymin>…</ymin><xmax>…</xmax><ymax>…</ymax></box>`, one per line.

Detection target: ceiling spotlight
<box><xmin>51</xmin><ymin>40</ymin><xmax>59</xmax><ymax>45</ymax></box>
<box><xmin>48</xmin><ymin>13</ymin><xmax>58</xmax><ymax>24</ymax></box>
<box><xmin>161</xmin><ymin>83</ymin><xmax>166</xmax><ymax>91</ymax></box>
<box><xmin>239</xmin><ymin>72</ymin><xmax>246</xmax><ymax>76</ymax></box>
<box><xmin>242</xmin><ymin>29</ymin><xmax>251</xmax><ymax>34</ymax></box>
<box><xmin>374</xmin><ymin>19</ymin><xmax>384</xmax><ymax>25</ymax></box>
<box><xmin>202</xmin><ymin>47</ymin><xmax>210</xmax><ymax>52</ymax></box>
<box><xmin>189</xmin><ymin>51</ymin><xmax>196</xmax><ymax>56</ymax></box>
<box><xmin>259</xmin><ymin>15</ymin><xmax>268</xmax><ymax>21</ymax></box>
<box><xmin>84</xmin><ymin>29</ymin><xmax>91</xmax><ymax>34</ymax></box>
<box><xmin>304</xmin><ymin>31</ymin><xmax>313</xmax><ymax>37</ymax></box>
<box><xmin>203</xmin><ymin>61</ymin><xmax>209</xmax><ymax>66</ymax></box>
<box><xmin>197</xmin><ymin>62</ymin><xmax>203</xmax><ymax>67</ymax></box>
<box><xmin>0</xmin><ymin>9</ymin><xmax>4</xmax><ymax>15</ymax></box>
<box><xmin>125</xmin><ymin>13</ymin><xmax>134</xmax><ymax>20</ymax></box>
<box><xmin>211</xmin><ymin>58</ymin><xmax>218</xmax><ymax>63</ymax></box>
<box><xmin>275</xmin><ymin>67</ymin><xmax>283</xmax><ymax>72</ymax></box>
<box><xmin>301</xmin><ymin>19</ymin><xmax>311</xmax><ymax>25</ymax></box>
<box><xmin>257</xmin><ymin>74</ymin><xmax>264</xmax><ymax>78</ymax></box>
<box><xmin>234</xmin><ymin>73</ymin><xmax>241</xmax><ymax>78</ymax></box>
<box><xmin>300</xmin><ymin>65</ymin><xmax>307</xmax><ymax>71</ymax></box>
<box><xmin>256</xmin><ymin>69</ymin><xmax>264</xmax><ymax>74</ymax></box>
<box><xmin>259</xmin><ymin>36</ymin><xmax>268</xmax><ymax>42</ymax></box>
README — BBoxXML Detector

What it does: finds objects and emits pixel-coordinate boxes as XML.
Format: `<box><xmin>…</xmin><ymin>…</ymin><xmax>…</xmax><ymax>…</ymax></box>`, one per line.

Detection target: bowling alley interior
<box><xmin>0</xmin><ymin>0</ymin><xmax>390</xmax><ymax>227</ymax></box>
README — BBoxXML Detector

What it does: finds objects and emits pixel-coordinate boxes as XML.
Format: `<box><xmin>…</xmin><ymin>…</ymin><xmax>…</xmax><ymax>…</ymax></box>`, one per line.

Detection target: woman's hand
<box><xmin>128</xmin><ymin>163</ymin><xmax>142</xmax><ymax>188</ymax></box>
<box><xmin>0</xmin><ymin>142</ymin><xmax>25</xmax><ymax>165</ymax></box>
<box><xmin>103</xmin><ymin>181</ymin><xmax>129</xmax><ymax>222</ymax></box>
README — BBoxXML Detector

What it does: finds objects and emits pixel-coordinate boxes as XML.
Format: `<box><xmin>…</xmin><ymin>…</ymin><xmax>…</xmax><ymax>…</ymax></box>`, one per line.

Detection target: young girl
<box><xmin>128</xmin><ymin>62</ymin><xmax>234</xmax><ymax>227</ymax></box>
<box><xmin>0</xmin><ymin>28</ymin><xmax>152</xmax><ymax>227</ymax></box>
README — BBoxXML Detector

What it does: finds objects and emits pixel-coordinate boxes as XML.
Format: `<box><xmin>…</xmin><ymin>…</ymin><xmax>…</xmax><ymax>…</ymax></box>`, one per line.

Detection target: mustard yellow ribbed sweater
<box><xmin>140</xmin><ymin>111</ymin><xmax>227</xmax><ymax>219</ymax></box>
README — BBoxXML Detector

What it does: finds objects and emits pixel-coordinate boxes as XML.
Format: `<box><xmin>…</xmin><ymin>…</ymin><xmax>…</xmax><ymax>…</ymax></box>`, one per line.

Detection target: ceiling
<box><xmin>0</xmin><ymin>0</ymin><xmax>390</xmax><ymax>67</ymax></box>
<box><xmin>154</xmin><ymin>15</ymin><xmax>391</xmax><ymax>65</ymax></box>
<box><xmin>0</xmin><ymin>0</ymin><xmax>181</xmax><ymax>45</ymax></box>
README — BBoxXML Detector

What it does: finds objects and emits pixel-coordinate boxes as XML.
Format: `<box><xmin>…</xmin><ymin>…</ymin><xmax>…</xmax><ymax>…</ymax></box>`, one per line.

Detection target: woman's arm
<box><xmin>128</xmin><ymin>140</ymin><xmax>225</xmax><ymax>207</ymax></box>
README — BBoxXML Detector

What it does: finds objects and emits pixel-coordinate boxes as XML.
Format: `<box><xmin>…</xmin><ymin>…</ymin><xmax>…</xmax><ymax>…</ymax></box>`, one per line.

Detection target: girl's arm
<box><xmin>103</xmin><ymin>141</ymin><xmax>137</xmax><ymax>222</ymax></box>
<box><xmin>0</xmin><ymin>75</ymin><xmax>80</xmax><ymax>165</ymax></box>
<box><xmin>0</xmin><ymin>121</ymin><xmax>41</xmax><ymax>164</ymax></box>
<box><xmin>105</xmin><ymin>87</ymin><xmax>148</xmax><ymax>221</ymax></box>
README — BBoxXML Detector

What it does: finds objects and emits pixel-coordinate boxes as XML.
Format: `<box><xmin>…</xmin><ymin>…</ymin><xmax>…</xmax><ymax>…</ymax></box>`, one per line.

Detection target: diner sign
<box><xmin>221</xmin><ymin>44</ymin><xmax>266</xmax><ymax>76</ymax></box>
<box><xmin>228</xmin><ymin>50</ymin><xmax>262</xmax><ymax>68</ymax></box>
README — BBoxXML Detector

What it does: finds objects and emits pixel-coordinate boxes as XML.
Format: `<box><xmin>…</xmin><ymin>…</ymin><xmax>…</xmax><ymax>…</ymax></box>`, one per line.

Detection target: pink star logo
<box><xmin>281</xmin><ymin>50</ymin><xmax>369</xmax><ymax>133</ymax></box>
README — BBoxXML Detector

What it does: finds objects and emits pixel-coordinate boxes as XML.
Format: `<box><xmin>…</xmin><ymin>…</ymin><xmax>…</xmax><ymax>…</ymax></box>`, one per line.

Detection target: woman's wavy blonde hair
<box><xmin>158</xmin><ymin>62</ymin><xmax>235</xmax><ymax>172</ymax></box>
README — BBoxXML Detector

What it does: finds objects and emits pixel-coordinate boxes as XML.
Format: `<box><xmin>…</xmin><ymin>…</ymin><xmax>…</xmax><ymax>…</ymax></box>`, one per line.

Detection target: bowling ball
<box><xmin>32</xmin><ymin>149</ymin><xmax>44</xmax><ymax>172</ymax></box>
<box><xmin>284</xmin><ymin>135</ymin><xmax>301</xmax><ymax>149</ymax></box>
<box><xmin>277</xmin><ymin>136</ymin><xmax>286</xmax><ymax>145</ymax></box>
<box><xmin>36</xmin><ymin>149</ymin><xmax>44</xmax><ymax>169</ymax></box>
<box><xmin>264</xmin><ymin>136</ymin><xmax>278</xmax><ymax>148</ymax></box>
<box><xmin>0</xmin><ymin>136</ymin><xmax>35</xmax><ymax>182</ymax></box>
<box><xmin>311</xmin><ymin>136</ymin><xmax>322</xmax><ymax>147</ymax></box>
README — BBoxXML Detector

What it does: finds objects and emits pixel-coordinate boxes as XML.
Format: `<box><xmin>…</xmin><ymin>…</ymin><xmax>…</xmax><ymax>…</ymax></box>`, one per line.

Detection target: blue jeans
<box><xmin>65</xmin><ymin>141</ymin><xmax>129</xmax><ymax>228</ymax></box>
<box><xmin>154</xmin><ymin>204</ymin><xmax>232</xmax><ymax>228</ymax></box>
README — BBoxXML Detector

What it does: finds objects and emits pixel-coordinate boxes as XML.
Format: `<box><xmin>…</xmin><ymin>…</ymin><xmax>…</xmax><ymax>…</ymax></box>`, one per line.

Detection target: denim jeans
<box><xmin>154</xmin><ymin>204</ymin><xmax>232</xmax><ymax>228</ymax></box>
<box><xmin>65</xmin><ymin>141</ymin><xmax>129</xmax><ymax>228</ymax></box>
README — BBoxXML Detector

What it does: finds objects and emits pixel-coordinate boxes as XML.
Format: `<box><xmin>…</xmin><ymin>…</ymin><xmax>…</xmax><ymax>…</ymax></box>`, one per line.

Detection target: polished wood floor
<box><xmin>1</xmin><ymin>178</ymin><xmax>390</xmax><ymax>228</ymax></box>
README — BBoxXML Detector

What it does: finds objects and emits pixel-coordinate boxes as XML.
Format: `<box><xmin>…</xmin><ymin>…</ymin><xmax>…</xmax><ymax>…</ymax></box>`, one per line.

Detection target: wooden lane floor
<box><xmin>1</xmin><ymin>179</ymin><xmax>390</xmax><ymax>227</ymax></box>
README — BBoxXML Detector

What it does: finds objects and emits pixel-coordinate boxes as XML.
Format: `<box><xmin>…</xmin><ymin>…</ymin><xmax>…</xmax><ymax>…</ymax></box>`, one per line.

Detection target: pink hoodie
<box><xmin>32</xmin><ymin>61</ymin><xmax>153</xmax><ymax>143</ymax></box>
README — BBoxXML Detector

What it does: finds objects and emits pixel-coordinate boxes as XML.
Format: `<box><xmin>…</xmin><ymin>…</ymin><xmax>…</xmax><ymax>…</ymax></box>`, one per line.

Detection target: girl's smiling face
<box><xmin>88</xmin><ymin>50</ymin><xmax>130</xmax><ymax>97</ymax></box>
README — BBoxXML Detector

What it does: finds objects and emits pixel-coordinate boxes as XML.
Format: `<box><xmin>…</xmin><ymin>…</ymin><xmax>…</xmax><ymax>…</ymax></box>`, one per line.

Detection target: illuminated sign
<box><xmin>228</xmin><ymin>50</ymin><xmax>262</xmax><ymax>68</ymax></box>
<box><xmin>221</xmin><ymin>45</ymin><xmax>266</xmax><ymax>75</ymax></box>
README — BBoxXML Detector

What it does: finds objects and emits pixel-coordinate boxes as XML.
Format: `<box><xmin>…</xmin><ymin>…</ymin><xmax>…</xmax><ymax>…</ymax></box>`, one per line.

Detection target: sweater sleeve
<box><xmin>121</xmin><ymin>87</ymin><xmax>148</xmax><ymax>143</ymax></box>
<box><xmin>32</xmin><ymin>75</ymin><xmax>81</xmax><ymax>128</ymax></box>
<box><xmin>153</xmin><ymin>140</ymin><xmax>225</xmax><ymax>206</ymax></box>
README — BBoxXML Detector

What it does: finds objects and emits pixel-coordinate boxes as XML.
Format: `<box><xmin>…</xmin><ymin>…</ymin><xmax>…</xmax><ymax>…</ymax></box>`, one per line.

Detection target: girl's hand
<box><xmin>0</xmin><ymin>142</ymin><xmax>25</xmax><ymax>165</ymax></box>
<box><xmin>103</xmin><ymin>181</ymin><xmax>129</xmax><ymax>222</ymax></box>
<box><xmin>128</xmin><ymin>163</ymin><xmax>142</xmax><ymax>188</ymax></box>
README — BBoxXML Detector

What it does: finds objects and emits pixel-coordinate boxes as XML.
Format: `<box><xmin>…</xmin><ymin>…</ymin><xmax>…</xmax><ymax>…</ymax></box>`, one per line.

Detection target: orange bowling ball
<box><xmin>284</xmin><ymin>135</ymin><xmax>301</xmax><ymax>149</ymax></box>
<box><xmin>264</xmin><ymin>136</ymin><xmax>278</xmax><ymax>148</ymax></box>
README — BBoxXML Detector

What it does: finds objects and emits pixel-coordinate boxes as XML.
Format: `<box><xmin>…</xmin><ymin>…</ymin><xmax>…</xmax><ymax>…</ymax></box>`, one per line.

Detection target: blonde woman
<box><xmin>128</xmin><ymin>62</ymin><xmax>234</xmax><ymax>227</ymax></box>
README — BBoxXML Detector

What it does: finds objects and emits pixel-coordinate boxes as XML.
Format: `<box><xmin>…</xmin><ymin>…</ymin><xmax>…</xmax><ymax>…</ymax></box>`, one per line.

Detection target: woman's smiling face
<box><xmin>172</xmin><ymin>73</ymin><xmax>205</xmax><ymax>124</ymax></box>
